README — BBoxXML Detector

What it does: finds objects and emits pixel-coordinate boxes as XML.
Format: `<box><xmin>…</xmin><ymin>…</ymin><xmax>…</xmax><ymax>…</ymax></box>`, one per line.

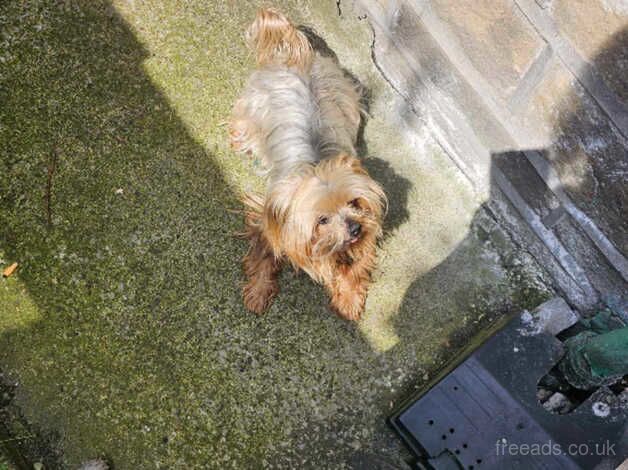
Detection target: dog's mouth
<box><xmin>318</xmin><ymin>234</ymin><xmax>363</xmax><ymax>257</ymax></box>
<box><xmin>344</xmin><ymin>234</ymin><xmax>361</xmax><ymax>247</ymax></box>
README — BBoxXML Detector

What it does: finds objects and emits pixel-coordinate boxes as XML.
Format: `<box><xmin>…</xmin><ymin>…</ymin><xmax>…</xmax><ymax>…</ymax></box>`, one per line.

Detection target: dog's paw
<box><xmin>330</xmin><ymin>293</ymin><xmax>364</xmax><ymax>321</ymax></box>
<box><xmin>243</xmin><ymin>279</ymin><xmax>277</xmax><ymax>315</ymax></box>
<box><xmin>229</xmin><ymin>121</ymin><xmax>256</xmax><ymax>156</ymax></box>
<box><xmin>229</xmin><ymin>129</ymin><xmax>245</xmax><ymax>152</ymax></box>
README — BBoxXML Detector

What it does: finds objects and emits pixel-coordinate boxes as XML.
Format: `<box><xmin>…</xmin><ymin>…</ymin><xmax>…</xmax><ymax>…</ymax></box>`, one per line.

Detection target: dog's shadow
<box><xmin>299</xmin><ymin>26</ymin><xmax>411</xmax><ymax>236</ymax></box>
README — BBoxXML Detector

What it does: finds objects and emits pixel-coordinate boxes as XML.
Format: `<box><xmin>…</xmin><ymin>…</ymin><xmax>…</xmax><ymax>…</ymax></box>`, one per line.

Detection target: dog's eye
<box><xmin>318</xmin><ymin>216</ymin><xmax>329</xmax><ymax>225</ymax></box>
<box><xmin>348</xmin><ymin>198</ymin><xmax>360</xmax><ymax>209</ymax></box>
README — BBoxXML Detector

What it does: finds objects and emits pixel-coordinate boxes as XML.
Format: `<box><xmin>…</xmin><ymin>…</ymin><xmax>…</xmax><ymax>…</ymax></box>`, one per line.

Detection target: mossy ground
<box><xmin>0</xmin><ymin>1</ymin><xmax>551</xmax><ymax>468</ymax></box>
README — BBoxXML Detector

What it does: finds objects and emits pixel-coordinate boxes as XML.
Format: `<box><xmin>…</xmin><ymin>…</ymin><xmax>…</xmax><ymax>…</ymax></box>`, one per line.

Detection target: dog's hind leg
<box><xmin>229</xmin><ymin>98</ymin><xmax>261</xmax><ymax>156</ymax></box>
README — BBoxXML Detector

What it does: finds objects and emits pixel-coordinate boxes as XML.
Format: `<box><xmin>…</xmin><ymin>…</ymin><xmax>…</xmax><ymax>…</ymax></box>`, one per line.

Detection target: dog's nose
<box><xmin>348</xmin><ymin>220</ymin><xmax>361</xmax><ymax>238</ymax></box>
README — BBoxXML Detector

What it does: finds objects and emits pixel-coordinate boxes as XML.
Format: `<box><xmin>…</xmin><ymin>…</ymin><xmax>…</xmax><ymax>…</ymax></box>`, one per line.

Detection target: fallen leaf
<box><xmin>2</xmin><ymin>262</ymin><xmax>18</xmax><ymax>278</ymax></box>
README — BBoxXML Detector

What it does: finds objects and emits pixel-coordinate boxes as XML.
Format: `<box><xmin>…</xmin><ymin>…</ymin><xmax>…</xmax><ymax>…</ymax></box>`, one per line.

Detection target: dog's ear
<box><xmin>262</xmin><ymin>175</ymin><xmax>303</xmax><ymax>255</ymax></box>
<box><xmin>322</xmin><ymin>153</ymin><xmax>388</xmax><ymax>220</ymax></box>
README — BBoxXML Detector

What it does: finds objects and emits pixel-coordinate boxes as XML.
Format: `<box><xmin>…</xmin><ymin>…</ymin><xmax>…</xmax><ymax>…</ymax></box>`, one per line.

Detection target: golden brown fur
<box><xmin>232</xmin><ymin>9</ymin><xmax>386</xmax><ymax>321</ymax></box>
<box><xmin>245</xmin><ymin>8</ymin><xmax>312</xmax><ymax>72</ymax></box>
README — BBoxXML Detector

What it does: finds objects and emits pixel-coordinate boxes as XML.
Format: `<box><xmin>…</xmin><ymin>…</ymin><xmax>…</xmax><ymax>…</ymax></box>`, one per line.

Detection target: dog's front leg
<box><xmin>327</xmin><ymin>249</ymin><xmax>375</xmax><ymax>321</ymax></box>
<box><xmin>243</xmin><ymin>225</ymin><xmax>282</xmax><ymax>315</ymax></box>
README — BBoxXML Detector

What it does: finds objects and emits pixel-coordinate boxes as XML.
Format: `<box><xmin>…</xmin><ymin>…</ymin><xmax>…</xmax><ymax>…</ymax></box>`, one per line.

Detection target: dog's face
<box><xmin>263</xmin><ymin>154</ymin><xmax>386</xmax><ymax>265</ymax></box>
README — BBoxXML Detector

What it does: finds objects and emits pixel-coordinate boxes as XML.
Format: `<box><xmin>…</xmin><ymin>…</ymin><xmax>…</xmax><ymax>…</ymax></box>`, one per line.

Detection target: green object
<box><xmin>559</xmin><ymin>323</ymin><xmax>628</xmax><ymax>390</ymax></box>
<box><xmin>580</xmin><ymin>309</ymin><xmax>625</xmax><ymax>334</ymax></box>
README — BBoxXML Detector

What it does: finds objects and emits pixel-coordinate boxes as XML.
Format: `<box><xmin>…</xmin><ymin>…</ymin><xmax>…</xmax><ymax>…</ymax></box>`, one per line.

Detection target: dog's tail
<box><xmin>246</xmin><ymin>8</ymin><xmax>312</xmax><ymax>71</ymax></box>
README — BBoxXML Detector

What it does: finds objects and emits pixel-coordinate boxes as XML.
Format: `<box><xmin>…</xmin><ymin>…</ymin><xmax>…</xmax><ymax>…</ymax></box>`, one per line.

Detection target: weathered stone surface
<box><xmin>493</xmin><ymin>150</ymin><xmax>627</xmax><ymax>299</ymax></box>
<box><xmin>428</xmin><ymin>0</ymin><xmax>545</xmax><ymax>98</ymax></box>
<box><xmin>551</xmin><ymin>0</ymin><xmax>628</xmax><ymax>103</ymax></box>
<box><xmin>357</xmin><ymin>0</ymin><xmax>627</xmax><ymax>312</ymax></box>
<box><xmin>369</xmin><ymin>0</ymin><xmax>513</xmax><ymax>186</ymax></box>
<box><xmin>522</xmin><ymin>60</ymin><xmax>628</xmax><ymax>255</ymax></box>
<box><xmin>519</xmin><ymin>297</ymin><xmax>579</xmax><ymax>336</ymax></box>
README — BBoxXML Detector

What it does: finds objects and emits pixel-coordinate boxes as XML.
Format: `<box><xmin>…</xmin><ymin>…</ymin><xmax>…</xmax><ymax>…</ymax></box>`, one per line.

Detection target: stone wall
<box><xmin>350</xmin><ymin>0</ymin><xmax>627</xmax><ymax>311</ymax></box>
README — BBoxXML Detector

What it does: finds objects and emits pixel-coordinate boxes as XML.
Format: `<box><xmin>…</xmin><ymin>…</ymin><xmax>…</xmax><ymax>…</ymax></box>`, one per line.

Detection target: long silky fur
<box><xmin>231</xmin><ymin>10</ymin><xmax>364</xmax><ymax>185</ymax></box>
<box><xmin>231</xmin><ymin>8</ymin><xmax>386</xmax><ymax>320</ymax></box>
<box><xmin>245</xmin><ymin>8</ymin><xmax>312</xmax><ymax>72</ymax></box>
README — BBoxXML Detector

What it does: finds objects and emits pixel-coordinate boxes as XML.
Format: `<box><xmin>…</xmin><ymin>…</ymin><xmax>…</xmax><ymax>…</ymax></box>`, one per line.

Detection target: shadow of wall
<box><xmin>540</xmin><ymin>26</ymin><xmax>628</xmax><ymax>256</ymax></box>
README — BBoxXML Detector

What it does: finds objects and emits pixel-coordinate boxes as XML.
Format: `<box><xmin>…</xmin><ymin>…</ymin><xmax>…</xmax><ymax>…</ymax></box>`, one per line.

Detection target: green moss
<box><xmin>0</xmin><ymin>460</ymin><xmax>12</xmax><ymax>470</ymax></box>
<box><xmin>0</xmin><ymin>1</ymin><xmax>551</xmax><ymax>468</ymax></box>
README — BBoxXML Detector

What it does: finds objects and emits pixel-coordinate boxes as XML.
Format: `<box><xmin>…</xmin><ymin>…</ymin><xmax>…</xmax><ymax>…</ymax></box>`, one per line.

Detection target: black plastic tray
<box><xmin>389</xmin><ymin>312</ymin><xmax>627</xmax><ymax>469</ymax></box>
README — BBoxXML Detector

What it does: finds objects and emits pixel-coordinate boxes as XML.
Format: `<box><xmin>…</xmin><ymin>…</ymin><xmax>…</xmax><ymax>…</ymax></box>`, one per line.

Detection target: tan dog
<box><xmin>230</xmin><ymin>9</ymin><xmax>386</xmax><ymax>321</ymax></box>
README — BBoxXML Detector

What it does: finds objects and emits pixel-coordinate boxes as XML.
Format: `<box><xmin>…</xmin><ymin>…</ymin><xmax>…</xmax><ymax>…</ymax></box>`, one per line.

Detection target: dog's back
<box><xmin>230</xmin><ymin>9</ymin><xmax>362</xmax><ymax>183</ymax></box>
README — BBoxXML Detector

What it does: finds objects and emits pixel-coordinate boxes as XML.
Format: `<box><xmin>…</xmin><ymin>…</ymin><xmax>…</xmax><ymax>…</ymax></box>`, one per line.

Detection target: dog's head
<box><xmin>263</xmin><ymin>154</ymin><xmax>386</xmax><ymax>266</ymax></box>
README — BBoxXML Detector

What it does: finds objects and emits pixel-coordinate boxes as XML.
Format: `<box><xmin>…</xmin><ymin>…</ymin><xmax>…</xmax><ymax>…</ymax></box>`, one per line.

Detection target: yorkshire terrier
<box><xmin>230</xmin><ymin>8</ymin><xmax>386</xmax><ymax>321</ymax></box>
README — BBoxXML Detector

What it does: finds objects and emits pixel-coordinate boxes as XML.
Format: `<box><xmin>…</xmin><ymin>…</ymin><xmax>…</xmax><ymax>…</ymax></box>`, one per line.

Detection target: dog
<box><xmin>230</xmin><ymin>8</ymin><xmax>386</xmax><ymax>321</ymax></box>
